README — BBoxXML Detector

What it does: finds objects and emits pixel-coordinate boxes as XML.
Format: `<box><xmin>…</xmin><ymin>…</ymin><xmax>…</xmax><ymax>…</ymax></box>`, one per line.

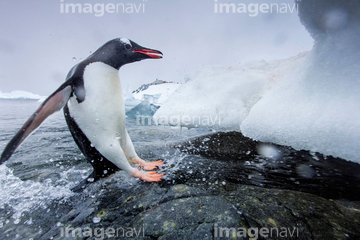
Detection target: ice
<box><xmin>0</xmin><ymin>90</ymin><xmax>46</xmax><ymax>100</ymax></box>
<box><xmin>132</xmin><ymin>83</ymin><xmax>181</xmax><ymax>106</ymax></box>
<box><xmin>155</xmin><ymin>53</ymin><xmax>308</xmax><ymax>129</ymax></box>
<box><xmin>155</xmin><ymin>9</ymin><xmax>360</xmax><ymax>163</ymax></box>
<box><xmin>241</xmin><ymin>16</ymin><xmax>360</xmax><ymax>163</ymax></box>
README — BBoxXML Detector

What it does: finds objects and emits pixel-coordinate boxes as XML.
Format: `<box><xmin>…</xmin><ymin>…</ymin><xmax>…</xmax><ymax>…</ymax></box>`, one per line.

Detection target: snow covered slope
<box><xmin>154</xmin><ymin>53</ymin><xmax>308</xmax><ymax>129</ymax></box>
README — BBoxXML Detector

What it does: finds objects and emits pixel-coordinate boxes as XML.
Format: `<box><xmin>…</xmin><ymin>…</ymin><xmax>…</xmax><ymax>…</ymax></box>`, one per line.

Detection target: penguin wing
<box><xmin>0</xmin><ymin>84</ymin><xmax>72</xmax><ymax>164</ymax></box>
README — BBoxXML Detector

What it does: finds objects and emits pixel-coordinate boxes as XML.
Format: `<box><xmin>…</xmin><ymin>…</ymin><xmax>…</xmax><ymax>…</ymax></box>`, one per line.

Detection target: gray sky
<box><xmin>0</xmin><ymin>0</ymin><xmax>313</xmax><ymax>95</ymax></box>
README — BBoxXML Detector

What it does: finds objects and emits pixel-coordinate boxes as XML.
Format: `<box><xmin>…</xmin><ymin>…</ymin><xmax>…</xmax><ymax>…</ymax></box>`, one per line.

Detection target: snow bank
<box><xmin>154</xmin><ymin>53</ymin><xmax>308</xmax><ymax>129</ymax></box>
<box><xmin>0</xmin><ymin>90</ymin><xmax>46</xmax><ymax>100</ymax></box>
<box><xmin>242</xmin><ymin>2</ymin><xmax>360</xmax><ymax>163</ymax></box>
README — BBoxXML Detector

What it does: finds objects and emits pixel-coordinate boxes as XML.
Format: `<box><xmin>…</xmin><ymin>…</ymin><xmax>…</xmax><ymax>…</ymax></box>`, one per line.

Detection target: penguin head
<box><xmin>88</xmin><ymin>38</ymin><xmax>163</xmax><ymax>70</ymax></box>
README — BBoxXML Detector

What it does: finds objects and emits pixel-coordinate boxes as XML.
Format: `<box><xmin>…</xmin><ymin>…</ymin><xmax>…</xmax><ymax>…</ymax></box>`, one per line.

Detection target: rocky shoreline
<box><xmin>3</xmin><ymin>131</ymin><xmax>358</xmax><ymax>240</ymax></box>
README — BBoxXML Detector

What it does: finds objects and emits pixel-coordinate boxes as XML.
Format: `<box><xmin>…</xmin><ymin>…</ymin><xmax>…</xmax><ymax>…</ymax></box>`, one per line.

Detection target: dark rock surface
<box><xmin>4</xmin><ymin>131</ymin><xmax>358</xmax><ymax>240</ymax></box>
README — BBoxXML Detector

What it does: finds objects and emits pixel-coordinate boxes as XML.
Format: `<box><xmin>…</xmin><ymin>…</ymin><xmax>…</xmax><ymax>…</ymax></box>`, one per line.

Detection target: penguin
<box><xmin>0</xmin><ymin>38</ymin><xmax>164</xmax><ymax>191</ymax></box>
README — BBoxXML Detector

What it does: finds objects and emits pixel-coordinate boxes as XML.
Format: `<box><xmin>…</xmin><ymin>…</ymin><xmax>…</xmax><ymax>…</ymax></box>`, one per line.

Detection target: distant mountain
<box><xmin>0</xmin><ymin>90</ymin><xmax>47</xmax><ymax>101</ymax></box>
<box><xmin>132</xmin><ymin>79</ymin><xmax>172</xmax><ymax>94</ymax></box>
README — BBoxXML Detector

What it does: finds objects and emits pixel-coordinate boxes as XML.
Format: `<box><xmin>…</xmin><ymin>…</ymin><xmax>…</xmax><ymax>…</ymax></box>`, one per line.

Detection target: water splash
<box><xmin>0</xmin><ymin>165</ymin><xmax>73</xmax><ymax>225</ymax></box>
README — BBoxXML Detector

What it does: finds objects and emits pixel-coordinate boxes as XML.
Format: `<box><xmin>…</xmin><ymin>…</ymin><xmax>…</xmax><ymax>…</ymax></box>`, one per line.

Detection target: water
<box><xmin>0</xmin><ymin>99</ymin><xmax>210</xmax><ymax>233</ymax></box>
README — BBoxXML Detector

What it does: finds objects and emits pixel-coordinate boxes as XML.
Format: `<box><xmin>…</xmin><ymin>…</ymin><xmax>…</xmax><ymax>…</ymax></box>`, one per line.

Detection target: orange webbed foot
<box><xmin>134</xmin><ymin>158</ymin><xmax>163</xmax><ymax>171</ymax></box>
<box><xmin>131</xmin><ymin>168</ymin><xmax>164</xmax><ymax>182</ymax></box>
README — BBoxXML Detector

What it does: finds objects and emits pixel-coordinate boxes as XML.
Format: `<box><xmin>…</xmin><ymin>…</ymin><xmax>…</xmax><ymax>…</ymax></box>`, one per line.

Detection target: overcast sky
<box><xmin>0</xmin><ymin>0</ymin><xmax>313</xmax><ymax>95</ymax></box>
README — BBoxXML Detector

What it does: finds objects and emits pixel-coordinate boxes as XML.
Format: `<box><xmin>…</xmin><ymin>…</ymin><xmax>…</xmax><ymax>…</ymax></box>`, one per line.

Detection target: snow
<box><xmin>241</xmin><ymin>23</ymin><xmax>360</xmax><ymax>163</ymax></box>
<box><xmin>154</xmin><ymin>53</ymin><xmax>308</xmax><ymax>129</ymax></box>
<box><xmin>155</xmin><ymin>28</ymin><xmax>360</xmax><ymax>163</ymax></box>
<box><xmin>0</xmin><ymin>90</ymin><xmax>46</xmax><ymax>101</ymax></box>
<box><xmin>132</xmin><ymin>83</ymin><xmax>181</xmax><ymax>105</ymax></box>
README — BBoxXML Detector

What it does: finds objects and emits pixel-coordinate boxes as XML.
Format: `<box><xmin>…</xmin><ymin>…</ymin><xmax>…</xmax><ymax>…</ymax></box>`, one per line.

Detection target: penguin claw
<box><xmin>134</xmin><ymin>158</ymin><xmax>163</xmax><ymax>171</ymax></box>
<box><xmin>131</xmin><ymin>168</ymin><xmax>164</xmax><ymax>182</ymax></box>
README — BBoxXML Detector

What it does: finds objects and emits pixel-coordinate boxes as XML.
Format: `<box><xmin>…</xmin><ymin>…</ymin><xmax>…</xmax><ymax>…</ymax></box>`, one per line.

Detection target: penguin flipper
<box><xmin>0</xmin><ymin>85</ymin><xmax>72</xmax><ymax>164</ymax></box>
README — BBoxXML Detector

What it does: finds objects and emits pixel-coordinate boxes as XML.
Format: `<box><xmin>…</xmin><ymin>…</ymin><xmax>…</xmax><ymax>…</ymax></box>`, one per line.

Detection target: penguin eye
<box><xmin>125</xmin><ymin>44</ymin><xmax>131</xmax><ymax>50</ymax></box>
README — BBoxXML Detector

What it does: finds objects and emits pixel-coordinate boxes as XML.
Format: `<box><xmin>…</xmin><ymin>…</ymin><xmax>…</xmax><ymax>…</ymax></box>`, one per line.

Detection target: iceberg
<box><xmin>126</xmin><ymin>81</ymin><xmax>181</xmax><ymax>121</ymax></box>
<box><xmin>132</xmin><ymin>82</ymin><xmax>181</xmax><ymax>106</ymax></box>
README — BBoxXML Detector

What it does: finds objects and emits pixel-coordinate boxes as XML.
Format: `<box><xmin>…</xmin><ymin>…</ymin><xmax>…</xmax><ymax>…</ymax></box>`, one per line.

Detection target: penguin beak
<box><xmin>132</xmin><ymin>49</ymin><xmax>163</xmax><ymax>59</ymax></box>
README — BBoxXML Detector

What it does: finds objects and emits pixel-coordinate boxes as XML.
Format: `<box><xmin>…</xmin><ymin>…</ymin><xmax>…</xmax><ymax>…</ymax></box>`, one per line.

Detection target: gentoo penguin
<box><xmin>0</xmin><ymin>38</ymin><xmax>164</xmax><ymax>191</ymax></box>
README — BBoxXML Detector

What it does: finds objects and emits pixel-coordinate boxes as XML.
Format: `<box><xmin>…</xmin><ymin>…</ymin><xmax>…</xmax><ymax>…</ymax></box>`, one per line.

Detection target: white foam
<box><xmin>0</xmin><ymin>165</ymin><xmax>73</xmax><ymax>225</ymax></box>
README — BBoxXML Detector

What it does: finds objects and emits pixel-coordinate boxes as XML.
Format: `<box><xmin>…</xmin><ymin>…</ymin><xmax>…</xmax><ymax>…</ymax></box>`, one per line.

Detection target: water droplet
<box><xmin>103</xmin><ymin>170</ymin><xmax>108</xmax><ymax>174</ymax></box>
<box><xmin>222</xmin><ymin>181</ymin><xmax>226</xmax><ymax>185</ymax></box>
<box><xmin>87</xmin><ymin>178</ymin><xmax>94</xmax><ymax>182</ymax></box>
<box><xmin>72</xmin><ymin>57</ymin><xmax>77</xmax><ymax>61</ymax></box>
<box><xmin>171</xmin><ymin>207</ymin><xmax>175</xmax><ymax>211</ymax></box>
<box><xmin>257</xmin><ymin>144</ymin><xmax>281</xmax><ymax>160</ymax></box>
<box><xmin>296</xmin><ymin>164</ymin><xmax>316</xmax><ymax>179</ymax></box>
<box><xmin>92</xmin><ymin>217</ymin><xmax>101</xmax><ymax>223</ymax></box>
<box><xmin>90</xmin><ymin>143</ymin><xmax>95</xmax><ymax>147</ymax></box>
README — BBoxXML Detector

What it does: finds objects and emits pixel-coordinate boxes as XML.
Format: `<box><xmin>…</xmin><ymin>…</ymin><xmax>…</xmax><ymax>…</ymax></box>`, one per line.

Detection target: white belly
<box><xmin>67</xmin><ymin>62</ymin><xmax>125</xmax><ymax>148</ymax></box>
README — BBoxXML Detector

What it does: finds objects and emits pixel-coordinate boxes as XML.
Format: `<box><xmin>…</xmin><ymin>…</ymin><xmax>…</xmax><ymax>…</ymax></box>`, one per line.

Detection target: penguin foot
<box><xmin>133</xmin><ymin>158</ymin><xmax>163</xmax><ymax>171</ymax></box>
<box><xmin>130</xmin><ymin>168</ymin><xmax>164</xmax><ymax>182</ymax></box>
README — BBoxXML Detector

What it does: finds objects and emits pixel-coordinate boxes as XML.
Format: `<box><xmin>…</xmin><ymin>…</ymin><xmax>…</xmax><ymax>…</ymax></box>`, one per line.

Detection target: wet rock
<box><xmin>2</xmin><ymin>132</ymin><xmax>360</xmax><ymax>240</ymax></box>
<box><xmin>37</xmin><ymin>176</ymin><xmax>360</xmax><ymax>240</ymax></box>
<box><xmin>177</xmin><ymin>131</ymin><xmax>360</xmax><ymax>201</ymax></box>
